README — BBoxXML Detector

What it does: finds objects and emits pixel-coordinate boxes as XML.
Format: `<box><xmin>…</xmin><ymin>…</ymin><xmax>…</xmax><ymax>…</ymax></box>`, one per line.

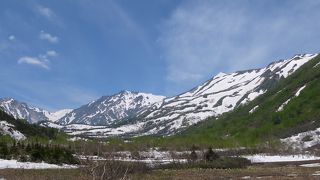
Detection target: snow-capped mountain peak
<box><xmin>57</xmin><ymin>91</ymin><xmax>166</xmax><ymax>126</ymax></box>
<box><xmin>215</xmin><ymin>72</ymin><xmax>228</xmax><ymax>78</ymax></box>
<box><xmin>0</xmin><ymin>98</ymin><xmax>72</xmax><ymax>123</ymax></box>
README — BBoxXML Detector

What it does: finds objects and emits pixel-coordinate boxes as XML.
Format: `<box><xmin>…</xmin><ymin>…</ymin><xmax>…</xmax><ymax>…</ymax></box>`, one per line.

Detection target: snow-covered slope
<box><xmin>57</xmin><ymin>91</ymin><xmax>165</xmax><ymax>126</ymax></box>
<box><xmin>44</xmin><ymin>109</ymin><xmax>73</xmax><ymax>122</ymax></box>
<box><xmin>48</xmin><ymin>53</ymin><xmax>317</xmax><ymax>137</ymax></box>
<box><xmin>130</xmin><ymin>54</ymin><xmax>318</xmax><ymax>135</ymax></box>
<box><xmin>281</xmin><ymin>127</ymin><xmax>320</xmax><ymax>150</ymax></box>
<box><xmin>0</xmin><ymin>121</ymin><xmax>26</xmax><ymax>140</ymax></box>
<box><xmin>0</xmin><ymin>98</ymin><xmax>72</xmax><ymax>123</ymax></box>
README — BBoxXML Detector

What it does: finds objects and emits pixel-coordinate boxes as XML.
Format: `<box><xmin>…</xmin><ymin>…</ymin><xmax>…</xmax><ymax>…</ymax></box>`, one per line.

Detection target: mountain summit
<box><xmin>0</xmin><ymin>98</ymin><xmax>72</xmax><ymax>123</ymax></box>
<box><xmin>57</xmin><ymin>91</ymin><xmax>166</xmax><ymax>126</ymax></box>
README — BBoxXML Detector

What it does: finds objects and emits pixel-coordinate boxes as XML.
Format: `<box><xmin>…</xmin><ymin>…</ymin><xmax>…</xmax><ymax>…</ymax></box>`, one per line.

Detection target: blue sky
<box><xmin>0</xmin><ymin>0</ymin><xmax>320</xmax><ymax>111</ymax></box>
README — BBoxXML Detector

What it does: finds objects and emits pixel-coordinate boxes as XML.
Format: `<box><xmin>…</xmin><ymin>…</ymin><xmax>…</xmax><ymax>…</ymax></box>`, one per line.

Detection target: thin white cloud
<box><xmin>38</xmin><ymin>50</ymin><xmax>58</xmax><ymax>60</ymax></box>
<box><xmin>46</xmin><ymin>50</ymin><xmax>58</xmax><ymax>57</ymax></box>
<box><xmin>17</xmin><ymin>50</ymin><xmax>58</xmax><ymax>69</ymax></box>
<box><xmin>18</xmin><ymin>56</ymin><xmax>49</xmax><ymax>69</ymax></box>
<box><xmin>159</xmin><ymin>1</ymin><xmax>250</xmax><ymax>84</ymax></box>
<box><xmin>34</xmin><ymin>4</ymin><xmax>64</xmax><ymax>27</ymax></box>
<box><xmin>36</xmin><ymin>5</ymin><xmax>54</xmax><ymax>19</ymax></box>
<box><xmin>108</xmin><ymin>1</ymin><xmax>151</xmax><ymax>51</ymax></box>
<box><xmin>39</xmin><ymin>31</ymin><xmax>59</xmax><ymax>43</ymax></box>
<box><xmin>160</xmin><ymin>0</ymin><xmax>320</xmax><ymax>93</ymax></box>
<box><xmin>8</xmin><ymin>35</ymin><xmax>15</xmax><ymax>41</ymax></box>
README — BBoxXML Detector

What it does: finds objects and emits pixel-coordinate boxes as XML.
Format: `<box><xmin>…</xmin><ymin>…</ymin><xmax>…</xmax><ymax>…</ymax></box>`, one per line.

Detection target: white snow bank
<box><xmin>68</xmin><ymin>136</ymin><xmax>88</xmax><ymax>142</ymax></box>
<box><xmin>76</xmin><ymin>155</ymin><xmax>106</xmax><ymax>161</ymax></box>
<box><xmin>75</xmin><ymin>154</ymin><xmax>186</xmax><ymax>167</ymax></box>
<box><xmin>0</xmin><ymin>159</ymin><xmax>77</xmax><ymax>169</ymax></box>
<box><xmin>300</xmin><ymin>163</ymin><xmax>320</xmax><ymax>167</ymax></box>
<box><xmin>243</xmin><ymin>154</ymin><xmax>320</xmax><ymax>163</ymax></box>
<box><xmin>313</xmin><ymin>171</ymin><xmax>320</xmax><ymax>176</ymax></box>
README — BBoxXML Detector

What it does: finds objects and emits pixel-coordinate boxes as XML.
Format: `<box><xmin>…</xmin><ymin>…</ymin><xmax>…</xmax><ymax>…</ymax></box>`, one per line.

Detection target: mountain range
<box><xmin>0</xmin><ymin>53</ymin><xmax>318</xmax><ymax>138</ymax></box>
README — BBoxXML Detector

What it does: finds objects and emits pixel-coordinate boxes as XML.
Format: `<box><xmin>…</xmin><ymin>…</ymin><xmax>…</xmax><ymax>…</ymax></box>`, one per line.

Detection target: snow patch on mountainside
<box><xmin>67</xmin><ymin>122</ymin><xmax>145</xmax><ymax>137</ymax></box>
<box><xmin>277</xmin><ymin>84</ymin><xmax>307</xmax><ymax>112</ymax></box>
<box><xmin>295</xmin><ymin>85</ymin><xmax>306</xmax><ymax>97</ymax></box>
<box><xmin>249</xmin><ymin>105</ymin><xmax>259</xmax><ymax>114</ymax></box>
<box><xmin>281</xmin><ymin>127</ymin><xmax>320</xmax><ymax>149</ymax></box>
<box><xmin>0</xmin><ymin>121</ymin><xmax>26</xmax><ymax>140</ymax></box>
<box><xmin>275</xmin><ymin>54</ymin><xmax>314</xmax><ymax>78</ymax></box>
<box><xmin>44</xmin><ymin>109</ymin><xmax>73</xmax><ymax>122</ymax></box>
<box><xmin>277</xmin><ymin>98</ymin><xmax>291</xmax><ymax>112</ymax></box>
<box><xmin>40</xmin><ymin>121</ymin><xmax>64</xmax><ymax>129</ymax></box>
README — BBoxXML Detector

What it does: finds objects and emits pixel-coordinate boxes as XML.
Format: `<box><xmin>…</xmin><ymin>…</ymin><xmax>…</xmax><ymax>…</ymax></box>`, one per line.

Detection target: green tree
<box><xmin>0</xmin><ymin>142</ymin><xmax>9</xmax><ymax>159</ymax></box>
<box><xmin>189</xmin><ymin>145</ymin><xmax>198</xmax><ymax>162</ymax></box>
<box><xmin>204</xmin><ymin>147</ymin><xmax>219</xmax><ymax>161</ymax></box>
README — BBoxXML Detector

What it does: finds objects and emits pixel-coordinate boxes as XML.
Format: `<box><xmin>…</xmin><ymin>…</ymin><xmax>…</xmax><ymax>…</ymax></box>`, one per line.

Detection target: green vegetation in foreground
<box><xmin>0</xmin><ymin>137</ymin><xmax>78</xmax><ymax>164</ymax></box>
<box><xmin>126</xmin><ymin>55</ymin><xmax>320</xmax><ymax>149</ymax></box>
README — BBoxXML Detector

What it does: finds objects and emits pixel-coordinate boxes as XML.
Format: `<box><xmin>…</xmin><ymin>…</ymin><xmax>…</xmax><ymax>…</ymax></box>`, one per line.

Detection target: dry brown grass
<box><xmin>0</xmin><ymin>169</ymin><xmax>90</xmax><ymax>180</ymax></box>
<box><xmin>131</xmin><ymin>165</ymin><xmax>320</xmax><ymax>180</ymax></box>
<box><xmin>0</xmin><ymin>164</ymin><xmax>320</xmax><ymax>180</ymax></box>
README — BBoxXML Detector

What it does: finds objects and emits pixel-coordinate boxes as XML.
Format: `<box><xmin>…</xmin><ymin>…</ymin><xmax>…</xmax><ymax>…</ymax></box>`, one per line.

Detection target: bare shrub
<box><xmin>81</xmin><ymin>160</ymin><xmax>149</xmax><ymax>180</ymax></box>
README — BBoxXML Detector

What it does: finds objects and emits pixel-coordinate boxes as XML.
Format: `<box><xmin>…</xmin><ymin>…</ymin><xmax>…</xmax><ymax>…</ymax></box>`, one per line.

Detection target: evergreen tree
<box><xmin>0</xmin><ymin>143</ymin><xmax>9</xmax><ymax>159</ymax></box>
<box><xmin>189</xmin><ymin>145</ymin><xmax>198</xmax><ymax>162</ymax></box>
<box><xmin>205</xmin><ymin>147</ymin><xmax>219</xmax><ymax>161</ymax></box>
